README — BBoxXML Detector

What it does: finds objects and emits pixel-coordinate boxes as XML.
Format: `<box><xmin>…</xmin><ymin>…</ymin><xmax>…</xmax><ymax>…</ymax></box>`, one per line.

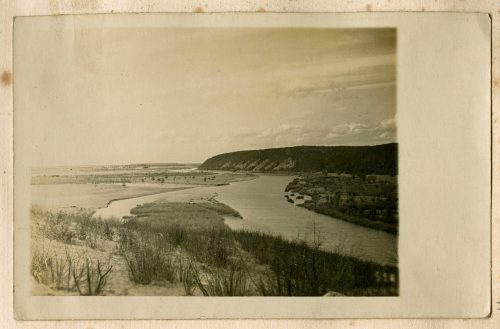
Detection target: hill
<box><xmin>199</xmin><ymin>143</ymin><xmax>398</xmax><ymax>175</ymax></box>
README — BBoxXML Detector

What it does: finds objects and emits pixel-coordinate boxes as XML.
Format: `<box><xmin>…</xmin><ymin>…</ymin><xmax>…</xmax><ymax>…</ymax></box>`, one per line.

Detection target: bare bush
<box><xmin>31</xmin><ymin>248</ymin><xmax>112</xmax><ymax>295</ymax></box>
<box><xmin>71</xmin><ymin>257</ymin><xmax>113</xmax><ymax>296</ymax></box>
<box><xmin>31</xmin><ymin>249</ymin><xmax>69</xmax><ymax>289</ymax></box>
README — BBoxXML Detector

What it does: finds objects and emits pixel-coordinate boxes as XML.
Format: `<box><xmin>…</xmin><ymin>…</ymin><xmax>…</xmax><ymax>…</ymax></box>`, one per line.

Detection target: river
<box><xmin>92</xmin><ymin>175</ymin><xmax>398</xmax><ymax>266</ymax></box>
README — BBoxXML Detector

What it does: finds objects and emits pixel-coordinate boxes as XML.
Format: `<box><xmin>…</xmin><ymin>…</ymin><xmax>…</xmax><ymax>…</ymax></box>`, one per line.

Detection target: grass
<box><xmin>31</xmin><ymin>206</ymin><xmax>122</xmax><ymax>247</ymax></box>
<box><xmin>31</xmin><ymin>201</ymin><xmax>398</xmax><ymax>296</ymax></box>
<box><xmin>118</xmin><ymin>229</ymin><xmax>177</xmax><ymax>284</ymax></box>
<box><xmin>31</xmin><ymin>249</ymin><xmax>70</xmax><ymax>290</ymax></box>
<box><xmin>118</xmin><ymin>202</ymin><xmax>398</xmax><ymax>296</ymax></box>
<box><xmin>129</xmin><ymin>202</ymin><xmax>234</xmax><ymax>229</ymax></box>
<box><xmin>30</xmin><ymin>246</ymin><xmax>112</xmax><ymax>295</ymax></box>
<box><xmin>300</xmin><ymin>202</ymin><xmax>398</xmax><ymax>234</ymax></box>
<box><xmin>31</xmin><ymin>206</ymin><xmax>76</xmax><ymax>243</ymax></box>
<box><xmin>177</xmin><ymin>256</ymin><xmax>197</xmax><ymax>295</ymax></box>
<box><xmin>232</xmin><ymin>230</ymin><xmax>397</xmax><ymax>296</ymax></box>
<box><xmin>191</xmin><ymin>258</ymin><xmax>251</xmax><ymax>296</ymax></box>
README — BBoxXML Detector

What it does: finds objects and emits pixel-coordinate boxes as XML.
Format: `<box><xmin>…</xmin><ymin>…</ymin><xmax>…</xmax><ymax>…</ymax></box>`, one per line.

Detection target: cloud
<box><xmin>379</xmin><ymin>117</ymin><xmax>396</xmax><ymax>130</ymax></box>
<box><xmin>222</xmin><ymin>117</ymin><xmax>397</xmax><ymax>152</ymax></box>
<box><xmin>279</xmin><ymin>64</ymin><xmax>395</xmax><ymax>100</ymax></box>
<box><xmin>257</xmin><ymin>124</ymin><xmax>301</xmax><ymax>138</ymax></box>
<box><xmin>326</xmin><ymin>117</ymin><xmax>397</xmax><ymax>144</ymax></box>
<box><xmin>327</xmin><ymin>123</ymin><xmax>370</xmax><ymax>138</ymax></box>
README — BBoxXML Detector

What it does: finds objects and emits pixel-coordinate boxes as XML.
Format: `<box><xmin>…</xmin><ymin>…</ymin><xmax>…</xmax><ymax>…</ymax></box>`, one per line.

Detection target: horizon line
<box><xmin>32</xmin><ymin>142</ymin><xmax>397</xmax><ymax>168</ymax></box>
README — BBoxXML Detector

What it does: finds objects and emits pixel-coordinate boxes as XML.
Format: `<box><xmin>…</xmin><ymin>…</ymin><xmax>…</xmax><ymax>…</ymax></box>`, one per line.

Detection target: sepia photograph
<box><xmin>20</xmin><ymin>22</ymin><xmax>400</xmax><ymax>299</ymax></box>
<box><xmin>21</xmin><ymin>22</ymin><xmax>400</xmax><ymax>298</ymax></box>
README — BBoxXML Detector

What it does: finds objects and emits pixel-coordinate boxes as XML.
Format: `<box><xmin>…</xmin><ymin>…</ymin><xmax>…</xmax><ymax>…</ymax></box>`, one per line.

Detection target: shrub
<box><xmin>70</xmin><ymin>256</ymin><xmax>113</xmax><ymax>296</ymax></box>
<box><xmin>31</xmin><ymin>207</ymin><xmax>121</xmax><ymax>247</ymax></box>
<box><xmin>180</xmin><ymin>227</ymin><xmax>234</xmax><ymax>268</ymax></box>
<box><xmin>74</xmin><ymin>215</ymin><xmax>120</xmax><ymax>248</ymax></box>
<box><xmin>31</xmin><ymin>248</ymin><xmax>112</xmax><ymax>295</ymax></box>
<box><xmin>40</xmin><ymin>212</ymin><xmax>75</xmax><ymax>243</ymax></box>
<box><xmin>119</xmin><ymin>229</ymin><xmax>176</xmax><ymax>284</ymax></box>
<box><xmin>31</xmin><ymin>249</ymin><xmax>70</xmax><ymax>289</ymax></box>
<box><xmin>190</xmin><ymin>258</ymin><xmax>251</xmax><ymax>296</ymax></box>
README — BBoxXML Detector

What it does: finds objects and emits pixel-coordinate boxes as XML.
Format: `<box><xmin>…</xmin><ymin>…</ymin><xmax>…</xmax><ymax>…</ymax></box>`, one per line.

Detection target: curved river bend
<box><xmin>94</xmin><ymin>175</ymin><xmax>398</xmax><ymax>266</ymax></box>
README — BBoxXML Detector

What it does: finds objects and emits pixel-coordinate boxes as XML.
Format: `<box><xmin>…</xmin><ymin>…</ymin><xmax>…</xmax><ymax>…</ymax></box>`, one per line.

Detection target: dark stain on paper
<box><xmin>1</xmin><ymin>70</ymin><xmax>11</xmax><ymax>87</ymax></box>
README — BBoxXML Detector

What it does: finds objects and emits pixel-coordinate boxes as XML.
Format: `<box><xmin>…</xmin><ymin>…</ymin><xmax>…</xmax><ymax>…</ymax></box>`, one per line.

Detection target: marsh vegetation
<box><xmin>31</xmin><ymin>201</ymin><xmax>398</xmax><ymax>296</ymax></box>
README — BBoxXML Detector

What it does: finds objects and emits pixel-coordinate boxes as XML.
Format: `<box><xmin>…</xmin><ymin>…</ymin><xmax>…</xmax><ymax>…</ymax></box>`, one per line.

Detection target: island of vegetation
<box><xmin>285</xmin><ymin>173</ymin><xmax>398</xmax><ymax>234</ymax></box>
<box><xmin>200</xmin><ymin>143</ymin><xmax>398</xmax><ymax>234</ymax></box>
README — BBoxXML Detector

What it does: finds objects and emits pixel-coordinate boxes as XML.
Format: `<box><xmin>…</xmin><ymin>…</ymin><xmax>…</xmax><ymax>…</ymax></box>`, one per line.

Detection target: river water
<box><xmin>92</xmin><ymin>175</ymin><xmax>398</xmax><ymax>266</ymax></box>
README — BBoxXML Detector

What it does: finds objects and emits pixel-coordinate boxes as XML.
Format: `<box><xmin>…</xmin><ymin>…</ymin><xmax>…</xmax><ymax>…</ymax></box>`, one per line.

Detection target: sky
<box><xmin>18</xmin><ymin>22</ymin><xmax>396</xmax><ymax>166</ymax></box>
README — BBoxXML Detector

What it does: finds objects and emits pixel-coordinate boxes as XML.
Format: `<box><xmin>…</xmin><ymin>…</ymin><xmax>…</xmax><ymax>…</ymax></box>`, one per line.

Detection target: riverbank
<box><xmin>300</xmin><ymin>203</ymin><xmax>397</xmax><ymax>234</ymax></box>
<box><xmin>31</xmin><ymin>183</ymin><xmax>194</xmax><ymax>211</ymax></box>
<box><xmin>32</xmin><ymin>174</ymin><xmax>398</xmax><ymax>265</ymax></box>
<box><xmin>30</xmin><ymin>169</ymin><xmax>257</xmax><ymax>212</ymax></box>
<box><xmin>31</xmin><ymin>169</ymin><xmax>257</xmax><ymax>187</ymax></box>
<box><xmin>30</xmin><ymin>201</ymin><xmax>398</xmax><ymax>296</ymax></box>
<box><xmin>285</xmin><ymin>175</ymin><xmax>398</xmax><ymax>235</ymax></box>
